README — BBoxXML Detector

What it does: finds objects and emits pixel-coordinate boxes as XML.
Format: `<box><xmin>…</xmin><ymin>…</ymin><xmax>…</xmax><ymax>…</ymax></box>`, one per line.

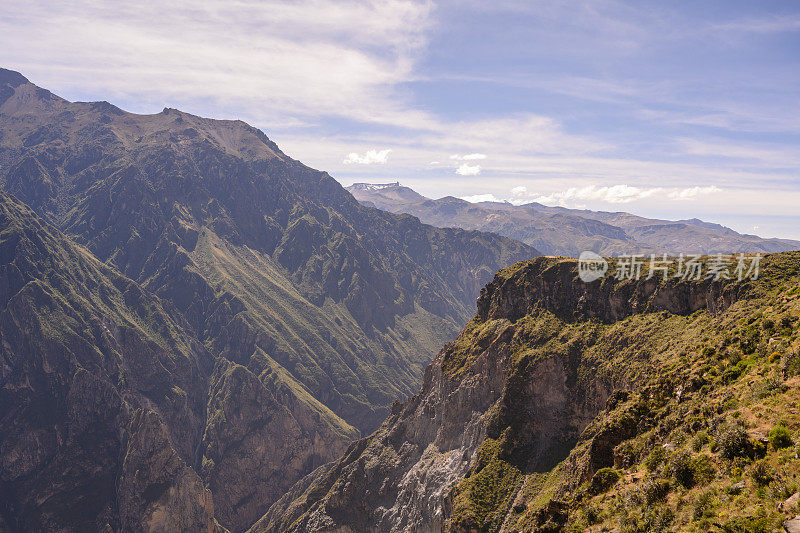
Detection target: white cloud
<box><xmin>529</xmin><ymin>185</ymin><xmax>663</xmax><ymax>205</ymax></box>
<box><xmin>450</xmin><ymin>153</ymin><xmax>487</xmax><ymax>160</ymax></box>
<box><xmin>0</xmin><ymin>1</ymin><xmax>433</xmax><ymax>129</ymax></box>
<box><xmin>342</xmin><ymin>149</ymin><xmax>392</xmax><ymax>165</ymax></box>
<box><xmin>6</xmin><ymin>1</ymin><xmax>797</xmax><ymax>237</ymax></box>
<box><xmin>461</xmin><ymin>194</ymin><xmax>502</xmax><ymax>203</ymax></box>
<box><xmin>668</xmin><ymin>186</ymin><xmax>722</xmax><ymax>201</ymax></box>
<box><xmin>477</xmin><ymin>184</ymin><xmax>725</xmax><ymax>207</ymax></box>
<box><xmin>455</xmin><ymin>163</ymin><xmax>482</xmax><ymax>176</ymax></box>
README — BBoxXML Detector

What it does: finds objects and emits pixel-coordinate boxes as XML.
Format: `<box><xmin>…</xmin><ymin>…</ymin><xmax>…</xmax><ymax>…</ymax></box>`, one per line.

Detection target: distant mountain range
<box><xmin>348</xmin><ymin>182</ymin><xmax>800</xmax><ymax>257</ymax></box>
<box><xmin>0</xmin><ymin>68</ymin><xmax>536</xmax><ymax>532</ymax></box>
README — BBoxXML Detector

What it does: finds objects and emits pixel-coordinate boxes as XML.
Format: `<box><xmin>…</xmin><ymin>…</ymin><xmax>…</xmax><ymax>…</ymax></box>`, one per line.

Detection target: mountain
<box><xmin>253</xmin><ymin>251</ymin><xmax>800</xmax><ymax>532</ymax></box>
<box><xmin>0</xmin><ymin>69</ymin><xmax>537</xmax><ymax>531</ymax></box>
<box><xmin>347</xmin><ymin>182</ymin><xmax>800</xmax><ymax>257</ymax></box>
<box><xmin>0</xmin><ymin>192</ymin><xmax>224</xmax><ymax>531</ymax></box>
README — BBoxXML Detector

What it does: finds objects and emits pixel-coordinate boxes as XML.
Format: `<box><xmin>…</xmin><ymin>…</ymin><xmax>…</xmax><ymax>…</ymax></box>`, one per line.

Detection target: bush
<box><xmin>692</xmin><ymin>431</ymin><xmax>710</xmax><ymax>452</ymax></box>
<box><xmin>717</xmin><ymin>425</ymin><xmax>750</xmax><ymax>459</ymax></box>
<box><xmin>670</xmin><ymin>451</ymin><xmax>694</xmax><ymax>488</ymax></box>
<box><xmin>643</xmin><ymin>478</ymin><xmax>671</xmax><ymax>504</ymax></box>
<box><xmin>643</xmin><ymin>507</ymin><xmax>674</xmax><ymax>533</ymax></box>
<box><xmin>584</xmin><ymin>505</ymin><xmax>600</xmax><ymax>525</ymax></box>
<box><xmin>721</xmin><ymin>513</ymin><xmax>781</xmax><ymax>533</ymax></box>
<box><xmin>644</xmin><ymin>446</ymin><xmax>669</xmax><ymax>472</ymax></box>
<box><xmin>669</xmin><ymin>450</ymin><xmax>716</xmax><ymax>488</ymax></box>
<box><xmin>750</xmin><ymin>460</ymin><xmax>773</xmax><ymax>486</ymax></box>
<box><xmin>768</xmin><ymin>424</ymin><xmax>793</xmax><ymax>449</ymax></box>
<box><xmin>785</xmin><ymin>350</ymin><xmax>800</xmax><ymax>378</ymax></box>
<box><xmin>691</xmin><ymin>454</ymin><xmax>717</xmax><ymax>486</ymax></box>
<box><xmin>751</xmin><ymin>437</ymin><xmax>767</xmax><ymax>459</ymax></box>
<box><xmin>588</xmin><ymin>467</ymin><xmax>620</xmax><ymax>494</ymax></box>
<box><xmin>693</xmin><ymin>490</ymin><xmax>717</xmax><ymax>520</ymax></box>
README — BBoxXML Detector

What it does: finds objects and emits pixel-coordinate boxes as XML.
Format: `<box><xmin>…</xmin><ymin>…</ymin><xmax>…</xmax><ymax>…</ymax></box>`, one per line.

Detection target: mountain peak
<box><xmin>0</xmin><ymin>68</ymin><xmax>29</xmax><ymax>88</ymax></box>
<box><xmin>348</xmin><ymin>181</ymin><xmax>401</xmax><ymax>191</ymax></box>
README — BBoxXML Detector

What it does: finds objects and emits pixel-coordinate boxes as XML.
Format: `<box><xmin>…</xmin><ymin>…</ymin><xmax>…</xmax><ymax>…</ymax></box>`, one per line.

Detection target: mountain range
<box><xmin>0</xmin><ymin>68</ymin><xmax>535</xmax><ymax>532</ymax></box>
<box><xmin>348</xmin><ymin>182</ymin><xmax>800</xmax><ymax>257</ymax></box>
<box><xmin>2</xmin><ymin>66</ymin><xmax>800</xmax><ymax>533</ymax></box>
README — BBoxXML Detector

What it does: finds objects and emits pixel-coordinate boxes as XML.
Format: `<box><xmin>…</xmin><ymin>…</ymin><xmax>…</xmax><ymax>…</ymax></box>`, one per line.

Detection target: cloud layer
<box><xmin>463</xmin><ymin>184</ymin><xmax>723</xmax><ymax>206</ymax></box>
<box><xmin>1</xmin><ymin>0</ymin><xmax>797</xmax><ymax>238</ymax></box>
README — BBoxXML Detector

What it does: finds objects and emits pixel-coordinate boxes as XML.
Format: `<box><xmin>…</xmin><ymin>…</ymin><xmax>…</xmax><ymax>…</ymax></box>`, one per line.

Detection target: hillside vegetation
<box><xmin>254</xmin><ymin>252</ymin><xmax>800</xmax><ymax>533</ymax></box>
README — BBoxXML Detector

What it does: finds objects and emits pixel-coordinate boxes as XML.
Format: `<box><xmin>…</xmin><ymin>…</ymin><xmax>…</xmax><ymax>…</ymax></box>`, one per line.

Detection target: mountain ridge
<box><xmin>0</xmin><ymin>68</ymin><xmax>538</xmax><ymax>531</ymax></box>
<box><xmin>347</xmin><ymin>182</ymin><xmax>800</xmax><ymax>257</ymax></box>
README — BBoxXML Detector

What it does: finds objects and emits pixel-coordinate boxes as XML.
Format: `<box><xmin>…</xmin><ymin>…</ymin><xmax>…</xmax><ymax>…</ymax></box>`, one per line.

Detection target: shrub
<box><xmin>670</xmin><ymin>451</ymin><xmax>694</xmax><ymax>488</ymax></box>
<box><xmin>692</xmin><ymin>431</ymin><xmax>710</xmax><ymax>452</ymax></box>
<box><xmin>750</xmin><ymin>460</ymin><xmax>773</xmax><ymax>486</ymax></box>
<box><xmin>644</xmin><ymin>446</ymin><xmax>669</xmax><ymax>472</ymax></box>
<box><xmin>693</xmin><ymin>489</ymin><xmax>717</xmax><ymax>520</ymax></box>
<box><xmin>768</xmin><ymin>424</ymin><xmax>793</xmax><ymax>449</ymax></box>
<box><xmin>615</xmin><ymin>439</ymin><xmax>644</xmax><ymax>469</ymax></box>
<box><xmin>584</xmin><ymin>505</ymin><xmax>600</xmax><ymax>525</ymax></box>
<box><xmin>717</xmin><ymin>425</ymin><xmax>750</xmax><ymax>459</ymax></box>
<box><xmin>721</xmin><ymin>514</ymin><xmax>781</xmax><ymax>533</ymax></box>
<box><xmin>751</xmin><ymin>437</ymin><xmax>767</xmax><ymax>458</ymax></box>
<box><xmin>588</xmin><ymin>468</ymin><xmax>620</xmax><ymax>494</ymax></box>
<box><xmin>643</xmin><ymin>506</ymin><xmax>674</xmax><ymax>533</ymax></box>
<box><xmin>643</xmin><ymin>478</ymin><xmax>671</xmax><ymax>504</ymax></box>
<box><xmin>785</xmin><ymin>350</ymin><xmax>800</xmax><ymax>378</ymax></box>
<box><xmin>691</xmin><ymin>454</ymin><xmax>717</xmax><ymax>486</ymax></box>
<box><xmin>669</xmin><ymin>451</ymin><xmax>716</xmax><ymax>488</ymax></box>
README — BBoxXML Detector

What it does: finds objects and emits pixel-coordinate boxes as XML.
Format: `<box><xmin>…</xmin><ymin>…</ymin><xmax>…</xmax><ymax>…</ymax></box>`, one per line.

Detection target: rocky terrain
<box><xmin>4</xmin><ymin>65</ymin><xmax>800</xmax><ymax>533</ymax></box>
<box><xmin>254</xmin><ymin>251</ymin><xmax>800</xmax><ymax>532</ymax></box>
<box><xmin>0</xmin><ymin>68</ymin><xmax>537</xmax><ymax>532</ymax></box>
<box><xmin>348</xmin><ymin>182</ymin><xmax>800</xmax><ymax>257</ymax></box>
<box><xmin>0</xmin><ymin>193</ymin><xmax>223</xmax><ymax>531</ymax></box>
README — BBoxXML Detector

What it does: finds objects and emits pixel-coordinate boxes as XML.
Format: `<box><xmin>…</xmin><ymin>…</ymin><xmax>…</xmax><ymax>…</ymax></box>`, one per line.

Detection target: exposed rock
<box><xmin>785</xmin><ymin>517</ymin><xmax>800</xmax><ymax>533</ymax></box>
<box><xmin>250</xmin><ymin>252</ymin><xmax>797</xmax><ymax>533</ymax></box>
<box><xmin>118</xmin><ymin>410</ymin><xmax>223</xmax><ymax>533</ymax></box>
<box><xmin>781</xmin><ymin>493</ymin><xmax>800</xmax><ymax>512</ymax></box>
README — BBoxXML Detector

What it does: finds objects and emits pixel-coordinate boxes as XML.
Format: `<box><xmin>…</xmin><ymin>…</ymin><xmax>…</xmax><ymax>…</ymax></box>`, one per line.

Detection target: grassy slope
<box><xmin>184</xmin><ymin>227</ymin><xmax>456</xmax><ymax>430</ymax></box>
<box><xmin>446</xmin><ymin>252</ymin><xmax>800</xmax><ymax>532</ymax></box>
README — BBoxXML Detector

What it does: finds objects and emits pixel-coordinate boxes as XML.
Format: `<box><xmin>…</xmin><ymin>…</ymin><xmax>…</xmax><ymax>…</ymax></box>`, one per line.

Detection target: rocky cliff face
<box><xmin>0</xmin><ymin>193</ymin><xmax>222</xmax><ymax>531</ymax></box>
<box><xmin>0</xmin><ymin>68</ymin><xmax>537</xmax><ymax>532</ymax></box>
<box><xmin>253</xmin><ymin>253</ymin><xmax>800</xmax><ymax>532</ymax></box>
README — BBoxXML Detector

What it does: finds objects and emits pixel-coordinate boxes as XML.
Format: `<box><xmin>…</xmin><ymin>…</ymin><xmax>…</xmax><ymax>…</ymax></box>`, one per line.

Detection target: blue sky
<box><xmin>2</xmin><ymin>0</ymin><xmax>799</xmax><ymax>238</ymax></box>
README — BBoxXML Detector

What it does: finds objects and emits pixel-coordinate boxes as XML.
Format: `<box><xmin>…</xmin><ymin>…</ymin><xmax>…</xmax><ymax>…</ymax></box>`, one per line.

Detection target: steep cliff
<box><xmin>255</xmin><ymin>252</ymin><xmax>800</xmax><ymax>532</ymax></box>
<box><xmin>0</xmin><ymin>192</ymin><xmax>223</xmax><ymax>531</ymax></box>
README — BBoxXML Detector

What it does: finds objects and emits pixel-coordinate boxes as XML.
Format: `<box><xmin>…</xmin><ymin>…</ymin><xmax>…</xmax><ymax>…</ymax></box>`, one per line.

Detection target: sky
<box><xmin>2</xmin><ymin>0</ymin><xmax>799</xmax><ymax>238</ymax></box>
